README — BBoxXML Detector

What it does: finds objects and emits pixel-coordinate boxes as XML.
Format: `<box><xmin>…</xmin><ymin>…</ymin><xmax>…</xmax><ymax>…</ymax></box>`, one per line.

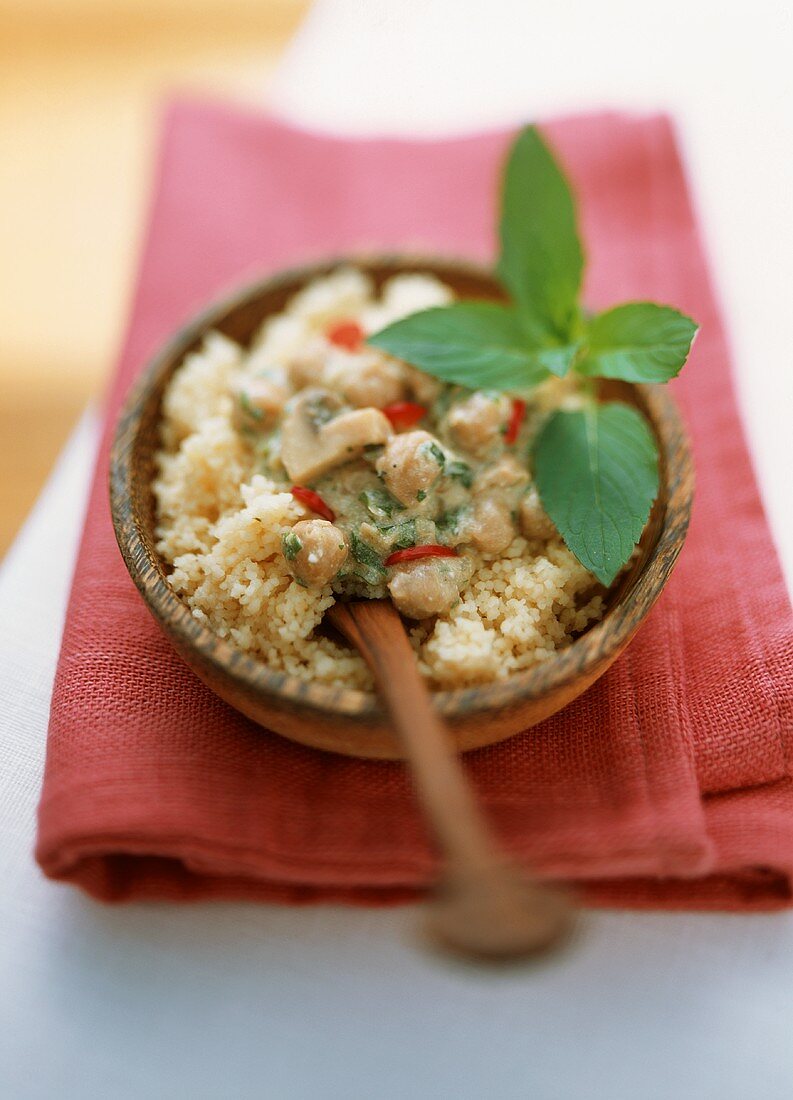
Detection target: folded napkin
<box><xmin>37</xmin><ymin>100</ymin><xmax>793</xmax><ymax>909</ymax></box>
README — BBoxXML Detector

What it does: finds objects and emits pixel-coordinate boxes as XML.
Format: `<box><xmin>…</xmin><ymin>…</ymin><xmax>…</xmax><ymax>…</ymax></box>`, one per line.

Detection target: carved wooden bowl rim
<box><xmin>109</xmin><ymin>255</ymin><xmax>694</xmax><ymax>725</ymax></box>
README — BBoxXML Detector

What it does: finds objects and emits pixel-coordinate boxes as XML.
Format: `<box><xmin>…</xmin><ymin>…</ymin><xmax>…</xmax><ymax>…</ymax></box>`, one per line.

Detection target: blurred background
<box><xmin>2</xmin><ymin>0</ymin><xmax>792</xmax><ymax>564</ymax></box>
<box><xmin>0</xmin><ymin>0</ymin><xmax>308</xmax><ymax>555</ymax></box>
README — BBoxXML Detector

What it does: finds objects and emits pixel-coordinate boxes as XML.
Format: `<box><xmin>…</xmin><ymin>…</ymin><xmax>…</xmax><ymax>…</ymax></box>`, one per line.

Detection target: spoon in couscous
<box><xmin>327</xmin><ymin>597</ymin><xmax>576</xmax><ymax>963</ymax></box>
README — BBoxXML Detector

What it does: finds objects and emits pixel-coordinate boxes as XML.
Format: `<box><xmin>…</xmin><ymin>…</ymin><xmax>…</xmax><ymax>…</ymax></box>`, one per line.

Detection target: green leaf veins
<box><xmin>532</xmin><ymin>403</ymin><xmax>659</xmax><ymax>586</ymax></box>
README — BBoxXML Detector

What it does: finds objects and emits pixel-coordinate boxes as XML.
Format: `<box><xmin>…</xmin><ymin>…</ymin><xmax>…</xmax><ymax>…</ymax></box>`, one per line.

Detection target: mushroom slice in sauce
<box><xmin>281</xmin><ymin>389</ymin><xmax>392</xmax><ymax>482</ymax></box>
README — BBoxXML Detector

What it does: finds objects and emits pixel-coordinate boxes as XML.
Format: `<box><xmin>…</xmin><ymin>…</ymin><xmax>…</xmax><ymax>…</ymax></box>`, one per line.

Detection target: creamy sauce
<box><xmin>232</xmin><ymin>309</ymin><xmax>563</xmax><ymax>619</ymax></box>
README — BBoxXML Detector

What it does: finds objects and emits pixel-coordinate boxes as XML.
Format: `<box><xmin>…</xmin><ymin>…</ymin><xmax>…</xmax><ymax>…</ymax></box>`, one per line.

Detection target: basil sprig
<box><xmin>497</xmin><ymin>126</ymin><xmax>584</xmax><ymax>342</ymax></box>
<box><xmin>368</xmin><ymin>301</ymin><xmax>576</xmax><ymax>390</ymax></box>
<box><xmin>367</xmin><ymin>124</ymin><xmax>698</xmax><ymax>584</ymax></box>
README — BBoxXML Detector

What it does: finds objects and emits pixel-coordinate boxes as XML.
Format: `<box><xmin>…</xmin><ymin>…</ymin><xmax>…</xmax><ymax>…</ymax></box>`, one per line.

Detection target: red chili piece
<box><xmin>326</xmin><ymin>319</ymin><xmax>364</xmax><ymax>352</ymax></box>
<box><xmin>504</xmin><ymin>398</ymin><xmax>527</xmax><ymax>445</ymax></box>
<box><xmin>291</xmin><ymin>486</ymin><xmax>336</xmax><ymax>522</ymax></box>
<box><xmin>385</xmin><ymin>544</ymin><xmax>459</xmax><ymax>567</ymax></box>
<box><xmin>381</xmin><ymin>401</ymin><xmax>427</xmax><ymax>431</ymax></box>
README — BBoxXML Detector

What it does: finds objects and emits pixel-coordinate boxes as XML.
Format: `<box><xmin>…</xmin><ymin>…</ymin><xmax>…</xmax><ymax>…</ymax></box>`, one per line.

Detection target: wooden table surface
<box><xmin>0</xmin><ymin>0</ymin><xmax>308</xmax><ymax>556</ymax></box>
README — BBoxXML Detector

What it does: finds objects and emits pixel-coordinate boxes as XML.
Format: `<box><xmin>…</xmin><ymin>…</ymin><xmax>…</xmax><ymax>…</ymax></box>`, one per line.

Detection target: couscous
<box><xmin>153</xmin><ymin>268</ymin><xmax>605</xmax><ymax>690</ymax></box>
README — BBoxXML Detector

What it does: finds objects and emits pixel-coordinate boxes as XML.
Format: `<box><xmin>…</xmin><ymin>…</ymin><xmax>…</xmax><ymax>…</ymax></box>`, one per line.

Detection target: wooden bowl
<box><xmin>110</xmin><ymin>256</ymin><xmax>693</xmax><ymax>759</ymax></box>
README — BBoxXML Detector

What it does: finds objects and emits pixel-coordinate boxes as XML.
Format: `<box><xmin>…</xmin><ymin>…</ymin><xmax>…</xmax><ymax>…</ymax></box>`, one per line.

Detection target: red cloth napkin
<box><xmin>36</xmin><ymin>100</ymin><xmax>793</xmax><ymax>909</ymax></box>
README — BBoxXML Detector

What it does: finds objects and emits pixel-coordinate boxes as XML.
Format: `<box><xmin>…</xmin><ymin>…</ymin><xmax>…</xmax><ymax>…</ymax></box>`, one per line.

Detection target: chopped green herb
<box><xmin>446</xmin><ymin>460</ymin><xmax>474</xmax><ymax>489</ymax></box>
<box><xmin>383</xmin><ymin>519</ymin><xmax>417</xmax><ymax>551</ymax></box>
<box><xmin>352</xmin><ymin>567</ymin><xmax>386</xmax><ymax>587</ymax></box>
<box><xmin>238</xmin><ymin>391</ymin><xmax>264</xmax><ymax>421</ymax></box>
<box><xmin>282</xmin><ymin>531</ymin><xmax>303</xmax><ymax>560</ymax></box>
<box><xmin>349</xmin><ymin>531</ymin><xmax>387</xmax><ymax>576</ymax></box>
<box><xmin>416</xmin><ymin>489</ymin><xmax>427</xmax><ymax>502</ymax></box>
<box><xmin>436</xmin><ymin>507</ymin><xmax>466</xmax><ymax>539</ymax></box>
<box><xmin>423</xmin><ymin>441</ymin><xmax>446</xmax><ymax>468</ymax></box>
<box><xmin>306</xmin><ymin>395</ymin><xmax>337</xmax><ymax>427</ymax></box>
<box><xmin>359</xmin><ymin>487</ymin><xmax>404</xmax><ymax>520</ymax></box>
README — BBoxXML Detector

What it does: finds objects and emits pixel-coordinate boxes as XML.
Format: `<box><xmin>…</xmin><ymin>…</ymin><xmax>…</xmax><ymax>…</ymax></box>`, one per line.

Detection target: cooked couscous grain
<box><xmin>153</xmin><ymin>269</ymin><xmax>604</xmax><ymax>690</ymax></box>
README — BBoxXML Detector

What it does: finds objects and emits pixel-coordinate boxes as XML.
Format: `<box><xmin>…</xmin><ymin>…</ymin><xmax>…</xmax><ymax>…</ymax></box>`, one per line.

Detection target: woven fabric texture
<box><xmin>36</xmin><ymin>101</ymin><xmax>793</xmax><ymax>909</ymax></box>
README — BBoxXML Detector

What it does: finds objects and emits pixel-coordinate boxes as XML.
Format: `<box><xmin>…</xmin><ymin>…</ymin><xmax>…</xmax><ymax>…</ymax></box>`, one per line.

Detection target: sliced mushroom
<box><xmin>281</xmin><ymin>389</ymin><xmax>393</xmax><ymax>482</ymax></box>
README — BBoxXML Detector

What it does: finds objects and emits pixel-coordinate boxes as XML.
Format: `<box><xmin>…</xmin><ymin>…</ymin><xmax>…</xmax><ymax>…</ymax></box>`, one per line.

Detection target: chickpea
<box><xmin>375</xmin><ymin>430</ymin><xmax>445</xmax><ymax>507</ymax></box>
<box><xmin>403</xmin><ymin>364</ymin><xmax>443</xmax><ymax>405</ymax></box>
<box><xmin>519</xmin><ymin>486</ymin><xmax>558</xmax><ymax>541</ymax></box>
<box><xmin>234</xmin><ymin>377</ymin><xmax>288</xmax><ymax>430</ymax></box>
<box><xmin>285</xmin><ymin>343</ymin><xmax>327</xmax><ymax>390</ymax></box>
<box><xmin>388</xmin><ymin>556</ymin><xmax>472</xmax><ymax>620</ymax></box>
<box><xmin>282</xmin><ymin>519</ymin><xmax>347</xmax><ymax>587</ymax></box>
<box><xmin>467</xmin><ymin>497</ymin><xmax>515</xmax><ymax>556</ymax></box>
<box><xmin>444</xmin><ymin>393</ymin><xmax>511</xmax><ymax>456</ymax></box>
<box><xmin>473</xmin><ymin>455</ymin><xmax>529</xmax><ymax>493</ymax></box>
<box><xmin>334</xmin><ymin>353</ymin><xmax>407</xmax><ymax>408</ymax></box>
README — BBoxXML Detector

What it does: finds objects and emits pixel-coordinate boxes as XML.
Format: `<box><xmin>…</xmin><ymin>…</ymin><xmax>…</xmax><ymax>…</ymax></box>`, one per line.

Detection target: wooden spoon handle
<box><xmin>328</xmin><ymin>600</ymin><xmax>575</xmax><ymax>960</ymax></box>
<box><xmin>330</xmin><ymin>599</ymin><xmax>492</xmax><ymax>869</ymax></box>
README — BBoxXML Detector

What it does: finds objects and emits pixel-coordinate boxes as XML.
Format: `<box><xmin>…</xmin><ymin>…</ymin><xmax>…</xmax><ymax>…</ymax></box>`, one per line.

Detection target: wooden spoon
<box><xmin>327</xmin><ymin>599</ymin><xmax>576</xmax><ymax>962</ymax></box>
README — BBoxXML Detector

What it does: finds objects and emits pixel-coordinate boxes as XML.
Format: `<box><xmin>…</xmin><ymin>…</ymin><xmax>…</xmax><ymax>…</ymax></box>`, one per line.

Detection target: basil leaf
<box><xmin>497</xmin><ymin>125</ymin><xmax>584</xmax><ymax>341</ymax></box>
<box><xmin>349</xmin><ymin>531</ymin><xmax>386</xmax><ymax>576</ymax></box>
<box><xmin>380</xmin><ymin>519</ymin><xmax>416</xmax><ymax>550</ymax></box>
<box><xmin>282</xmin><ymin>531</ymin><xmax>302</xmax><ymax>561</ymax></box>
<box><xmin>368</xmin><ymin>301</ymin><xmax>576</xmax><ymax>390</ymax></box>
<box><xmin>359</xmin><ymin>487</ymin><xmax>403</xmax><ymax>520</ymax></box>
<box><xmin>532</xmin><ymin>402</ymin><xmax>659</xmax><ymax>586</ymax></box>
<box><xmin>435</xmin><ymin>506</ymin><xmax>467</xmax><ymax>540</ymax></box>
<box><xmin>578</xmin><ymin>303</ymin><xmax>698</xmax><ymax>383</ymax></box>
<box><xmin>446</xmin><ymin>459</ymin><xmax>474</xmax><ymax>488</ymax></box>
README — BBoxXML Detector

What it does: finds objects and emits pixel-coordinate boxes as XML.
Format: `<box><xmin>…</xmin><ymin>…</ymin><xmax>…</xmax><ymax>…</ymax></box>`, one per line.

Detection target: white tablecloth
<box><xmin>2</xmin><ymin>3</ymin><xmax>792</xmax><ymax>1097</ymax></box>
